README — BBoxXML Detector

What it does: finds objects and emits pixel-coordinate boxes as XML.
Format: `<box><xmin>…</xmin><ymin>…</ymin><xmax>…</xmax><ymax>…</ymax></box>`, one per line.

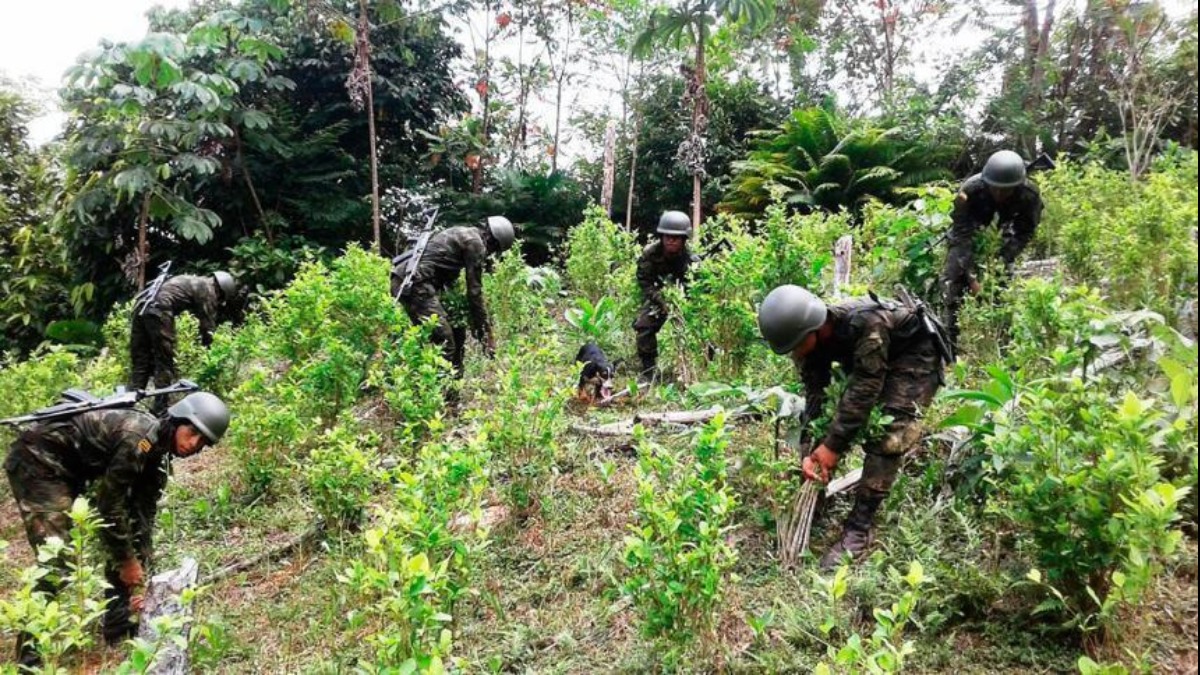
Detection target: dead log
<box><xmin>204</xmin><ymin>523</ymin><xmax>324</xmax><ymax>584</ymax></box>
<box><xmin>833</xmin><ymin>235</ymin><xmax>853</xmax><ymax>297</ymax></box>
<box><xmin>634</xmin><ymin>406</ymin><xmax>725</xmax><ymax>425</ymax></box>
<box><xmin>138</xmin><ymin>557</ymin><xmax>198</xmax><ymax>675</ymax></box>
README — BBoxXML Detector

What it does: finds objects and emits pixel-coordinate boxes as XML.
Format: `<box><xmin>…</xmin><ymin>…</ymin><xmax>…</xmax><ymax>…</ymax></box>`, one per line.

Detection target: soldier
<box><xmin>130</xmin><ymin>271</ymin><xmax>237</xmax><ymax>409</ymax></box>
<box><xmin>634</xmin><ymin>211</ymin><xmax>697</xmax><ymax>382</ymax></box>
<box><xmin>940</xmin><ymin>150</ymin><xmax>1044</xmax><ymax>346</ymax></box>
<box><xmin>391</xmin><ymin>216</ymin><xmax>516</xmax><ymax>376</ymax></box>
<box><xmin>4</xmin><ymin>392</ymin><xmax>230</xmax><ymax>666</ymax></box>
<box><xmin>758</xmin><ymin>285</ymin><xmax>947</xmax><ymax>570</ymax></box>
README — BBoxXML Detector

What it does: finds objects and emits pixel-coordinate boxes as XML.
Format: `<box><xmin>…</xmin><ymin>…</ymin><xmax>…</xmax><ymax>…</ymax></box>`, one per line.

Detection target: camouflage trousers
<box><xmin>633</xmin><ymin>303</ymin><xmax>668</xmax><ymax>369</ymax></box>
<box><xmin>130</xmin><ymin>310</ymin><xmax>177</xmax><ymax>411</ymax></box>
<box><xmin>856</xmin><ymin>337</ymin><xmax>943</xmax><ymax>500</ymax></box>
<box><xmin>400</xmin><ymin>282</ymin><xmax>466</xmax><ymax>376</ymax></box>
<box><xmin>4</xmin><ymin>441</ymin><xmax>143</xmax><ymax>646</ymax></box>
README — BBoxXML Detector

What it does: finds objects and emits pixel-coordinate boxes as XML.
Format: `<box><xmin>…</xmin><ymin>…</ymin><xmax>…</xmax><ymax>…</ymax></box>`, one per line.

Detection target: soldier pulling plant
<box><xmin>130</xmin><ymin>266</ymin><xmax>239</xmax><ymax>412</ymax></box>
<box><xmin>3</xmin><ymin>385</ymin><xmax>230</xmax><ymax>667</ymax></box>
<box><xmin>390</xmin><ymin>214</ymin><xmax>516</xmax><ymax>379</ymax></box>
<box><xmin>633</xmin><ymin>210</ymin><xmax>699</xmax><ymax>384</ymax></box>
<box><xmin>758</xmin><ymin>285</ymin><xmax>951</xmax><ymax>570</ymax></box>
<box><xmin>940</xmin><ymin>150</ymin><xmax>1048</xmax><ymax>347</ymax></box>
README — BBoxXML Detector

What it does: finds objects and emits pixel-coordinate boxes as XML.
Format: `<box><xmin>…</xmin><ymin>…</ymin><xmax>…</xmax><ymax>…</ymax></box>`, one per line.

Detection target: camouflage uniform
<box><xmin>130</xmin><ymin>275</ymin><xmax>222</xmax><ymax>404</ymax></box>
<box><xmin>392</xmin><ymin>225</ymin><xmax>493</xmax><ymax>375</ymax></box>
<box><xmin>633</xmin><ymin>240</ymin><xmax>695</xmax><ymax>375</ymax></box>
<box><xmin>800</xmin><ymin>297</ymin><xmax>943</xmax><ymax>508</ymax></box>
<box><xmin>940</xmin><ymin>174</ymin><xmax>1044</xmax><ymax>345</ymax></box>
<box><xmin>4</xmin><ymin>409</ymin><xmax>171</xmax><ymax>648</ymax></box>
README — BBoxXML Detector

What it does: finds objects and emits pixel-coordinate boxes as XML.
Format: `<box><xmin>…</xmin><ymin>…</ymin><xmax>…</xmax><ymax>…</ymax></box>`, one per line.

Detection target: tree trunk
<box><xmin>234</xmin><ymin>127</ymin><xmax>272</xmax><ymax>244</ymax></box>
<box><xmin>475</xmin><ymin>6</ymin><xmax>492</xmax><ymax>194</ymax></box>
<box><xmin>551</xmin><ymin>5</ymin><xmax>574</xmax><ymax>174</ymax></box>
<box><xmin>358</xmin><ymin>0</ymin><xmax>381</xmax><ymax>253</ymax></box>
<box><xmin>625</xmin><ymin>60</ymin><xmax>645</xmax><ymax>233</ymax></box>
<box><xmin>691</xmin><ymin>18</ymin><xmax>707</xmax><ymax>239</ymax></box>
<box><xmin>601</xmin><ymin>120</ymin><xmax>617</xmax><ymax>216</ymax></box>
<box><xmin>137</xmin><ymin>191</ymin><xmax>151</xmax><ymax>290</ymax></box>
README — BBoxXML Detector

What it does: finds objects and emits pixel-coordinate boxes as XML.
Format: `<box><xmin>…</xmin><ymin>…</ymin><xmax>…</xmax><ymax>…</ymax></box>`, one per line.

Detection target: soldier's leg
<box><xmin>940</xmin><ymin>251</ymin><xmax>971</xmax><ymax>348</ymax></box>
<box><xmin>129</xmin><ymin>314</ymin><xmax>153</xmax><ymax>390</ymax></box>
<box><xmin>633</xmin><ymin>304</ymin><xmax>667</xmax><ymax>380</ymax></box>
<box><xmin>5</xmin><ymin>444</ymin><xmax>77</xmax><ymax>664</ymax></box>
<box><xmin>450</xmin><ymin>324</ymin><xmax>468</xmax><ymax>375</ymax></box>
<box><xmin>821</xmin><ymin>342</ymin><xmax>942</xmax><ymax>570</ymax></box>
<box><xmin>148</xmin><ymin>313</ymin><xmax>178</xmax><ymax>414</ymax></box>
<box><xmin>403</xmin><ymin>285</ymin><xmax>459</xmax><ymax>375</ymax></box>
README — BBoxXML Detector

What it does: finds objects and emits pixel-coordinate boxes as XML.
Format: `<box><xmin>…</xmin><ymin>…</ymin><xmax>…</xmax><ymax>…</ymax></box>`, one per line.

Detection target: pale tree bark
<box><xmin>137</xmin><ymin>191</ymin><xmax>151</xmax><ymax>290</ymax></box>
<box><xmin>601</xmin><ymin>120</ymin><xmax>617</xmax><ymax>215</ymax></box>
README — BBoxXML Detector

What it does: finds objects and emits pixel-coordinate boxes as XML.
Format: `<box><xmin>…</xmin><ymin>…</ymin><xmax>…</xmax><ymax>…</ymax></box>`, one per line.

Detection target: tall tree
<box><xmin>633</xmin><ymin>0</ymin><xmax>773</xmax><ymax>237</ymax></box>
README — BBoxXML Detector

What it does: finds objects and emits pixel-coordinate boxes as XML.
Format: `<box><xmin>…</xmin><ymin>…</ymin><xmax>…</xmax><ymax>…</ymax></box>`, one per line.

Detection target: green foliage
<box><xmin>562</xmin><ymin>205</ymin><xmax>639</xmax><ymax>353</ymax></box>
<box><xmin>622</xmin><ymin>415</ymin><xmax>738</xmax><ymax>657</ymax></box>
<box><xmin>472</xmin><ymin>345</ymin><xmax>570</xmax><ymax>515</ymax></box>
<box><xmin>0</xmin><ymin>85</ymin><xmax>73</xmax><ymax>354</ymax></box>
<box><xmin>338</xmin><ymin>431</ymin><xmax>489</xmax><ymax>673</ymax></box>
<box><xmin>305</xmin><ymin>422</ymin><xmax>381</xmax><ymax>531</ymax></box>
<box><xmin>985</xmin><ymin>380</ymin><xmax>1188</xmax><ymax>641</ymax></box>
<box><xmin>482</xmin><ymin>248</ymin><xmax>558</xmax><ymax>345</ymax></box>
<box><xmin>816</xmin><ymin>562</ymin><xmax>930</xmax><ymax>675</ymax></box>
<box><xmin>721</xmin><ymin>107</ymin><xmax>954</xmax><ymax>216</ymax></box>
<box><xmin>1036</xmin><ymin>156</ymin><xmax>1198</xmax><ymax>319</ymax></box>
<box><xmin>0</xmin><ymin>498</ymin><xmax>109</xmax><ymax>671</ymax></box>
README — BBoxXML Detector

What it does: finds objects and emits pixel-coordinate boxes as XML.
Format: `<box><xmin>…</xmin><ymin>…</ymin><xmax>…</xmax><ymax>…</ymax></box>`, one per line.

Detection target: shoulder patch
<box><xmin>138</xmin><ymin>438</ymin><xmax>153</xmax><ymax>453</ymax></box>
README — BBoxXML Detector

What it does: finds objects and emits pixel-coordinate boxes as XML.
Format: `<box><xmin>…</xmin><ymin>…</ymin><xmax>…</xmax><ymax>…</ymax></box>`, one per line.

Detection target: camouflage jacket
<box><xmin>138</xmin><ymin>274</ymin><xmax>222</xmax><ymax>344</ymax></box>
<box><xmin>636</xmin><ymin>241</ymin><xmax>695</xmax><ymax>310</ymax></box>
<box><xmin>408</xmin><ymin>225</ymin><xmax>492</xmax><ymax>340</ymax></box>
<box><xmin>25</xmin><ymin>409</ymin><xmax>170</xmax><ymax>562</ymax></box>
<box><xmin>947</xmin><ymin>174</ymin><xmax>1044</xmax><ymax>268</ymax></box>
<box><xmin>800</xmin><ymin>298</ymin><xmax>924</xmax><ymax>455</ymax></box>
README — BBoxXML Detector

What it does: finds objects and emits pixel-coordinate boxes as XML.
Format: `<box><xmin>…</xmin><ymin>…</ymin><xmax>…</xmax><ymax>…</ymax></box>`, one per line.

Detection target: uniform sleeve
<box><xmin>94</xmin><ymin>438</ymin><xmax>147</xmax><ymax>562</ymax></box>
<box><xmin>463</xmin><ymin>237</ymin><xmax>491</xmax><ymax>342</ymax></box>
<box><xmin>1000</xmin><ymin>189</ymin><xmax>1044</xmax><ymax>266</ymax></box>
<box><xmin>801</xmin><ymin>360</ymin><xmax>832</xmax><ymax>426</ymax></box>
<box><xmin>636</xmin><ymin>249</ymin><xmax>666</xmax><ymax>310</ymax></box>
<box><xmin>130</xmin><ymin>457</ymin><xmax>169</xmax><ymax>564</ymax></box>
<box><xmin>943</xmin><ymin>190</ymin><xmax>980</xmax><ymax>281</ymax></box>
<box><xmin>196</xmin><ymin>281</ymin><xmax>219</xmax><ymax>346</ymax></box>
<box><xmin>822</xmin><ymin>325</ymin><xmax>890</xmax><ymax>454</ymax></box>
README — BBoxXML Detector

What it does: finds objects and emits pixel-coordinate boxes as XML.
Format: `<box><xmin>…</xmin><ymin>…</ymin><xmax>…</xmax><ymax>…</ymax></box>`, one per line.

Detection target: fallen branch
<box><xmin>204</xmin><ymin>523</ymin><xmax>324</xmax><ymax>584</ymax></box>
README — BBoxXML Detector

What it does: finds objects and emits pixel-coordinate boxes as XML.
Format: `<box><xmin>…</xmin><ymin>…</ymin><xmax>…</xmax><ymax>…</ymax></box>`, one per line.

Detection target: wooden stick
<box><xmin>204</xmin><ymin>524</ymin><xmax>324</xmax><ymax>583</ymax></box>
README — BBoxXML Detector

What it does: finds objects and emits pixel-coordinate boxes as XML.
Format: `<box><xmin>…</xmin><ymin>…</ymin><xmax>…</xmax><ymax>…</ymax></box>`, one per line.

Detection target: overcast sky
<box><xmin>2</xmin><ymin>0</ymin><xmax>1193</xmax><ymax>151</ymax></box>
<box><xmin>0</xmin><ymin>0</ymin><xmax>191</xmax><ymax>143</ymax></box>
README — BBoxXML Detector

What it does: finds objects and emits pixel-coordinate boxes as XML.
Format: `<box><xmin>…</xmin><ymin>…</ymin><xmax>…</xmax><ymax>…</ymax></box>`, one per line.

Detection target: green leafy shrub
<box><xmin>622</xmin><ymin>415</ymin><xmax>738</xmax><ymax>658</ymax></box>
<box><xmin>563</xmin><ymin>205</ymin><xmax>640</xmax><ymax>309</ymax></box>
<box><xmin>306</xmin><ymin>421</ymin><xmax>381</xmax><ymax>531</ymax></box>
<box><xmin>986</xmin><ymin>380</ymin><xmax>1189</xmax><ymax>643</ymax></box>
<box><xmin>1037</xmin><ymin>155</ymin><xmax>1198</xmax><ymax>319</ymax></box>
<box><xmin>473</xmin><ymin>344</ymin><xmax>570</xmax><ymax>515</ymax></box>
<box><xmin>815</xmin><ymin>562</ymin><xmax>930</xmax><ymax>675</ymax></box>
<box><xmin>482</xmin><ymin>248</ymin><xmax>557</xmax><ymax>345</ymax></box>
<box><xmin>338</xmin><ymin>431</ymin><xmax>489</xmax><ymax>673</ymax></box>
<box><xmin>0</xmin><ymin>498</ymin><xmax>108</xmax><ymax>670</ymax></box>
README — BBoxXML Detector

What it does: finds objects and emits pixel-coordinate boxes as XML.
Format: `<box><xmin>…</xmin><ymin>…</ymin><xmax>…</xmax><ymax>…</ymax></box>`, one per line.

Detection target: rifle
<box><xmin>0</xmin><ymin>380</ymin><xmax>200</xmax><ymax>428</ymax></box>
<box><xmin>893</xmin><ymin>285</ymin><xmax>956</xmax><ymax>367</ymax></box>
<box><xmin>134</xmin><ymin>261</ymin><xmax>173</xmax><ymax>315</ymax></box>
<box><xmin>392</xmin><ymin>207</ymin><xmax>440</xmax><ymax>301</ymax></box>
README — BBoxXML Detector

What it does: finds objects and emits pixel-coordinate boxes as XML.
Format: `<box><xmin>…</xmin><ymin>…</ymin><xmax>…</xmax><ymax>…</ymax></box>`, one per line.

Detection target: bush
<box><xmin>482</xmin><ymin>248</ymin><xmax>558</xmax><ymax>345</ymax></box>
<box><xmin>306</xmin><ymin>421</ymin><xmax>381</xmax><ymax>531</ymax></box>
<box><xmin>1037</xmin><ymin>155</ymin><xmax>1198</xmax><ymax>319</ymax></box>
<box><xmin>622</xmin><ymin>415</ymin><xmax>738</xmax><ymax>659</ymax></box>
<box><xmin>986</xmin><ymin>379</ymin><xmax>1189</xmax><ymax>643</ymax></box>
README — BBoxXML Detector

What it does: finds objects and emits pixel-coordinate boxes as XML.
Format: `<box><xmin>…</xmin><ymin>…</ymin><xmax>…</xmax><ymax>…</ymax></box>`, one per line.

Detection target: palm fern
<box><xmin>720</xmin><ymin>107</ymin><xmax>954</xmax><ymax>216</ymax></box>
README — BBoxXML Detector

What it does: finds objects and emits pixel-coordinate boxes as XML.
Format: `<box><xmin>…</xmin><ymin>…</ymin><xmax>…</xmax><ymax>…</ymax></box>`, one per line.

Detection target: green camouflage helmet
<box><xmin>656</xmin><ymin>210</ymin><xmax>692</xmax><ymax>238</ymax></box>
<box><xmin>758</xmin><ymin>285</ymin><xmax>828</xmax><ymax>355</ymax></box>
<box><xmin>982</xmin><ymin>150</ymin><xmax>1027</xmax><ymax>188</ymax></box>
<box><xmin>486</xmin><ymin>216</ymin><xmax>516</xmax><ymax>252</ymax></box>
<box><xmin>168</xmin><ymin>392</ymin><xmax>230</xmax><ymax>444</ymax></box>
<box><xmin>212</xmin><ymin>271</ymin><xmax>237</xmax><ymax>299</ymax></box>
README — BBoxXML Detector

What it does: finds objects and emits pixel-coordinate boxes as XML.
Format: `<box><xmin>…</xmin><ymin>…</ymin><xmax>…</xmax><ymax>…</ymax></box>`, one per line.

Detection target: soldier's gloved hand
<box><xmin>967</xmin><ymin>275</ymin><xmax>982</xmax><ymax>295</ymax></box>
<box><xmin>484</xmin><ymin>334</ymin><xmax>497</xmax><ymax>359</ymax></box>
<box><xmin>801</xmin><ymin>444</ymin><xmax>839</xmax><ymax>483</ymax></box>
<box><xmin>118</xmin><ymin>557</ymin><xmax>145</xmax><ymax>589</ymax></box>
<box><xmin>131</xmin><ymin>594</ymin><xmax>146</xmax><ymax>613</ymax></box>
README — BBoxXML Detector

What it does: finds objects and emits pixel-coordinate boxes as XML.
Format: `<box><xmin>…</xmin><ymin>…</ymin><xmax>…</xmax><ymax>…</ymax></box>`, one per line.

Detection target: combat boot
<box><xmin>15</xmin><ymin>633</ymin><xmax>41</xmax><ymax>669</ymax></box>
<box><xmin>819</xmin><ymin>493</ymin><xmax>884</xmax><ymax>571</ymax></box>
